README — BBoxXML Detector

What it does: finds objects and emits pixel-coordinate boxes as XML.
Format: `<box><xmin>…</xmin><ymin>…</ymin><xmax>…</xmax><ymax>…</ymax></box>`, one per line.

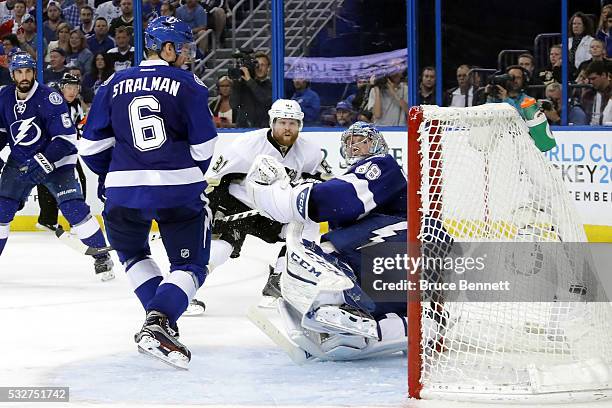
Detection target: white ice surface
<box><xmin>1</xmin><ymin>233</ymin><xmax>611</xmax><ymax>408</ymax></box>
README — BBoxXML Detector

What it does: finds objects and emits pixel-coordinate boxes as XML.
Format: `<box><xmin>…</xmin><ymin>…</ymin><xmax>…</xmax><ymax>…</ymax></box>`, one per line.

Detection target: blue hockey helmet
<box><xmin>340</xmin><ymin>121</ymin><xmax>388</xmax><ymax>165</ymax></box>
<box><xmin>9</xmin><ymin>52</ymin><xmax>36</xmax><ymax>75</ymax></box>
<box><xmin>144</xmin><ymin>16</ymin><xmax>196</xmax><ymax>60</ymax></box>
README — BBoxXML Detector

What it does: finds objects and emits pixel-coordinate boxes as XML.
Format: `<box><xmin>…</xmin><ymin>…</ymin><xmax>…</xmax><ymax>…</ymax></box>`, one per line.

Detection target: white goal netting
<box><xmin>411</xmin><ymin>104</ymin><xmax>612</xmax><ymax>402</ymax></box>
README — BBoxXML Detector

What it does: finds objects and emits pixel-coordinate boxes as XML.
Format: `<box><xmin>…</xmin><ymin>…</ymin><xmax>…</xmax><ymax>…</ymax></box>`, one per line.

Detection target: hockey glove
<box><xmin>97</xmin><ymin>174</ymin><xmax>107</xmax><ymax>203</ymax></box>
<box><xmin>19</xmin><ymin>153</ymin><xmax>55</xmax><ymax>184</ymax></box>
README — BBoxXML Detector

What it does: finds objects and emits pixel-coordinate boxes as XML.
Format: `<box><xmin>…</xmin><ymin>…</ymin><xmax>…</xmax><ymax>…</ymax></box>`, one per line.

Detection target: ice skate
<box><xmin>259</xmin><ymin>265</ymin><xmax>282</xmax><ymax>308</ymax></box>
<box><xmin>184</xmin><ymin>298</ymin><xmax>206</xmax><ymax>316</ymax></box>
<box><xmin>94</xmin><ymin>253</ymin><xmax>115</xmax><ymax>281</ymax></box>
<box><xmin>313</xmin><ymin>304</ymin><xmax>378</xmax><ymax>339</ymax></box>
<box><xmin>135</xmin><ymin>310</ymin><xmax>190</xmax><ymax>369</ymax></box>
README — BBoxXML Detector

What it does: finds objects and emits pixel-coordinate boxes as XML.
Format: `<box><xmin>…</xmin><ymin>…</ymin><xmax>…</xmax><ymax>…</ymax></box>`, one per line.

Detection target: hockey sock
<box><xmin>60</xmin><ymin>200</ymin><xmax>107</xmax><ymax>251</ymax></box>
<box><xmin>0</xmin><ymin>198</ymin><xmax>19</xmax><ymax>256</ymax></box>
<box><xmin>147</xmin><ymin>264</ymin><xmax>206</xmax><ymax>324</ymax></box>
<box><xmin>126</xmin><ymin>256</ymin><xmax>163</xmax><ymax>309</ymax></box>
<box><xmin>209</xmin><ymin>239</ymin><xmax>233</xmax><ymax>270</ymax></box>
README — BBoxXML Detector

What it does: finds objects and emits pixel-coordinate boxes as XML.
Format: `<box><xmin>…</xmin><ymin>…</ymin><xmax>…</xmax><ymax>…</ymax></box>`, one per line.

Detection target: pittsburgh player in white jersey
<box><xmin>187</xmin><ymin>99</ymin><xmax>331</xmax><ymax>314</ymax></box>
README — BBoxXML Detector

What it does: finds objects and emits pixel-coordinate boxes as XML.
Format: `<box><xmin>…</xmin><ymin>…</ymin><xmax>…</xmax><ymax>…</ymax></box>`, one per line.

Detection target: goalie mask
<box><xmin>340</xmin><ymin>121</ymin><xmax>388</xmax><ymax>165</ymax></box>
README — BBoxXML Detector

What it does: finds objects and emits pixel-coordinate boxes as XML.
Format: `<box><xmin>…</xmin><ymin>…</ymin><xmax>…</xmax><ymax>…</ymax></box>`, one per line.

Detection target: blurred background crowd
<box><xmin>3</xmin><ymin>0</ymin><xmax>611</xmax><ymax>127</ymax></box>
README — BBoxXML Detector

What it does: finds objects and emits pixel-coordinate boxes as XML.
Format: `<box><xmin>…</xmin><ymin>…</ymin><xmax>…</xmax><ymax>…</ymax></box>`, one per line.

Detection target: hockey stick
<box><xmin>55</xmin><ymin>226</ymin><xmax>113</xmax><ymax>256</ymax></box>
<box><xmin>150</xmin><ymin>209</ymin><xmax>261</xmax><ymax>242</ymax></box>
<box><xmin>247</xmin><ymin>305</ymin><xmax>314</xmax><ymax>365</ymax></box>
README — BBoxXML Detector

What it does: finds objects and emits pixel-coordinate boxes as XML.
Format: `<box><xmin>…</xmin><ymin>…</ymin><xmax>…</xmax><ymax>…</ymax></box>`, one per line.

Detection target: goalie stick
<box><xmin>247</xmin><ymin>305</ymin><xmax>315</xmax><ymax>364</ymax></box>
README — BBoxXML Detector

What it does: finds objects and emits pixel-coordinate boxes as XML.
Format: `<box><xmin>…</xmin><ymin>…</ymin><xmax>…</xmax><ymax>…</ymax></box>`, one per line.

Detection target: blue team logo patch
<box><xmin>10</xmin><ymin>117</ymin><xmax>42</xmax><ymax>146</ymax></box>
<box><xmin>48</xmin><ymin>92</ymin><xmax>63</xmax><ymax>105</ymax></box>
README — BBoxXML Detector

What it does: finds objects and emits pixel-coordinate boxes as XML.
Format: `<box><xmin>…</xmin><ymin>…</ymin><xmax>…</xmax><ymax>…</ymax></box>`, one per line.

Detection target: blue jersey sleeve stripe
<box><xmin>53</xmin><ymin>154</ymin><xmax>78</xmax><ymax>168</ymax></box>
<box><xmin>105</xmin><ymin>167</ymin><xmax>205</xmax><ymax>187</ymax></box>
<box><xmin>51</xmin><ymin>133</ymin><xmax>78</xmax><ymax>145</ymax></box>
<box><xmin>189</xmin><ymin>137</ymin><xmax>217</xmax><ymax>162</ymax></box>
<box><xmin>79</xmin><ymin>137</ymin><xmax>116</xmax><ymax>156</ymax></box>
<box><xmin>336</xmin><ymin>173</ymin><xmax>377</xmax><ymax>217</ymax></box>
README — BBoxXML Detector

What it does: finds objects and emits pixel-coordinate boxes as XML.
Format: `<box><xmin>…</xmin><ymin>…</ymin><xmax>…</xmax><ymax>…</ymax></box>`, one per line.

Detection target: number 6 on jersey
<box><xmin>129</xmin><ymin>95</ymin><xmax>167</xmax><ymax>151</ymax></box>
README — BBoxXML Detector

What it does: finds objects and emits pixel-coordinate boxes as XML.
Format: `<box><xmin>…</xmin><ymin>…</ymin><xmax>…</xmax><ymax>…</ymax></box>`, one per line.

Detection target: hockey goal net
<box><xmin>407</xmin><ymin>104</ymin><xmax>612</xmax><ymax>402</ymax></box>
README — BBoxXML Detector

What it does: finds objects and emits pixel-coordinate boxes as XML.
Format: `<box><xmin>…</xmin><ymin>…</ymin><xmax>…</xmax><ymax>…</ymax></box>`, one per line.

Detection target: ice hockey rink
<box><xmin>1</xmin><ymin>232</ymin><xmax>612</xmax><ymax>408</ymax></box>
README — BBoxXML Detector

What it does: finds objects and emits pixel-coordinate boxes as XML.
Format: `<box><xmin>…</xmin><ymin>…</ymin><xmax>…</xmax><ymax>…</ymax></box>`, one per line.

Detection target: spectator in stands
<box><xmin>87</xmin><ymin>17</ymin><xmax>114</xmax><ymax>54</ymax></box>
<box><xmin>82</xmin><ymin>52</ymin><xmax>113</xmax><ymax>95</ymax></box>
<box><xmin>0</xmin><ymin>0</ymin><xmax>13</xmax><ymax>21</ymax></box>
<box><xmin>176</xmin><ymin>0</ymin><xmax>207</xmax><ymax>52</ymax></box>
<box><xmin>160</xmin><ymin>1</ymin><xmax>176</xmax><ymax>16</ymax></box>
<box><xmin>230</xmin><ymin>50</ymin><xmax>272</xmax><ymax>128</ymax></box>
<box><xmin>109</xmin><ymin>0</ymin><xmax>133</xmax><ymax>37</ymax></box>
<box><xmin>143</xmin><ymin>0</ymin><xmax>162</xmax><ymax>20</ymax></box>
<box><xmin>485</xmin><ymin>65</ymin><xmax>529</xmax><ymax>113</ymax></box>
<box><xmin>45</xmin><ymin>22</ymin><xmax>71</xmax><ymax>62</ymax></box>
<box><xmin>444</xmin><ymin>64</ymin><xmax>477</xmax><ymax>107</ymax></box>
<box><xmin>62</xmin><ymin>0</ymin><xmax>85</xmax><ymax>29</ymax></box>
<box><xmin>67</xmin><ymin>28</ymin><xmax>93</xmax><ymax>75</ymax></box>
<box><xmin>107</xmin><ymin>25</ymin><xmax>133</xmax><ymax>71</ymax></box>
<box><xmin>291</xmin><ymin>77</ymin><xmax>320</xmax><ymax>126</ymax></box>
<box><xmin>43</xmin><ymin>48</ymin><xmax>68</xmax><ymax>84</ymax></box>
<box><xmin>344</xmin><ymin>77</ymin><xmax>370</xmax><ymax>112</ymax></box>
<box><xmin>537</xmin><ymin>44</ymin><xmax>562</xmax><ymax>86</ymax></box>
<box><xmin>1</xmin><ymin>34</ymin><xmax>19</xmax><ymax>67</ymax></box>
<box><xmin>79</xmin><ymin>6</ymin><xmax>95</xmax><ymax>38</ymax></box>
<box><xmin>541</xmin><ymin>82</ymin><xmax>562</xmax><ymax>125</ymax></box>
<box><xmin>333</xmin><ymin>100</ymin><xmax>354</xmax><ymax>127</ymax></box>
<box><xmin>43</xmin><ymin>1</ymin><xmax>63</xmax><ymax>42</ymax></box>
<box><xmin>95</xmin><ymin>0</ymin><xmax>121</xmax><ymax>26</ymax></box>
<box><xmin>517</xmin><ymin>53</ymin><xmax>543</xmax><ymax>97</ymax></box>
<box><xmin>368</xmin><ymin>71</ymin><xmax>408</xmax><ymax>126</ymax></box>
<box><xmin>202</xmin><ymin>0</ymin><xmax>226</xmax><ymax>46</ymax></box>
<box><xmin>568</xmin><ymin>12</ymin><xmax>594</xmax><ymax>74</ymax></box>
<box><xmin>11</xmin><ymin>0</ymin><xmax>27</xmax><ymax>32</ymax></box>
<box><xmin>596</xmin><ymin>5</ymin><xmax>612</xmax><ymax>57</ymax></box>
<box><xmin>209</xmin><ymin>75</ymin><xmax>235</xmax><ymax>128</ymax></box>
<box><xmin>16</xmin><ymin>13</ymin><xmax>44</xmax><ymax>58</ymax></box>
<box><xmin>356</xmin><ymin>109</ymin><xmax>373</xmax><ymax>123</ymax></box>
<box><xmin>418</xmin><ymin>66</ymin><xmax>436</xmax><ymax>105</ymax></box>
<box><xmin>24</xmin><ymin>0</ymin><xmax>33</xmax><ymax>13</ymax></box>
<box><xmin>578</xmin><ymin>38</ymin><xmax>610</xmax><ymax>74</ymax></box>
<box><xmin>582</xmin><ymin>61</ymin><xmax>612</xmax><ymax>125</ymax></box>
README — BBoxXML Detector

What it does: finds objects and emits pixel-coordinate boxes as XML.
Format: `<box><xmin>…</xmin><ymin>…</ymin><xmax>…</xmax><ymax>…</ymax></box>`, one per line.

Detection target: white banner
<box><xmin>544</xmin><ymin>131</ymin><xmax>612</xmax><ymax>226</ymax></box>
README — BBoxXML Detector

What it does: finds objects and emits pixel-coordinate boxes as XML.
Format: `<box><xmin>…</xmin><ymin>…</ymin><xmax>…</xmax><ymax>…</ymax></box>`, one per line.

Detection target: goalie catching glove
<box><xmin>246</xmin><ymin>154</ymin><xmax>314</xmax><ymax>224</ymax></box>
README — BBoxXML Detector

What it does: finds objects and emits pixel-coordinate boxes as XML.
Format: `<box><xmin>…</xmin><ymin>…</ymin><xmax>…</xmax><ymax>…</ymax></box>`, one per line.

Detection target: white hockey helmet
<box><xmin>268</xmin><ymin>99</ymin><xmax>304</xmax><ymax>131</ymax></box>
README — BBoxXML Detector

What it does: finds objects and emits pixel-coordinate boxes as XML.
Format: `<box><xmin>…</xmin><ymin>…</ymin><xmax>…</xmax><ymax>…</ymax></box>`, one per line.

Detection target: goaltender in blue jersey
<box><xmin>81</xmin><ymin>16</ymin><xmax>217</xmax><ymax>369</ymax></box>
<box><xmin>0</xmin><ymin>52</ymin><xmax>114</xmax><ymax>280</ymax></box>
<box><xmin>246</xmin><ymin>121</ymin><xmax>409</xmax><ymax>361</ymax></box>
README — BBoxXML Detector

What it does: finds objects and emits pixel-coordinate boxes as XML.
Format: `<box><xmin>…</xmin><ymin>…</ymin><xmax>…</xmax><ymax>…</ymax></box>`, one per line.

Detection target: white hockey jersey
<box><xmin>206</xmin><ymin>128</ymin><xmax>328</xmax><ymax>207</ymax></box>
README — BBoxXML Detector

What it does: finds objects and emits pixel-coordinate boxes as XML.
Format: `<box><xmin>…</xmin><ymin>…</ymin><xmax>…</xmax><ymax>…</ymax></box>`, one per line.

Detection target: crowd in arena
<box><xmin>0</xmin><ymin>0</ymin><xmax>610</xmax><ymax>127</ymax></box>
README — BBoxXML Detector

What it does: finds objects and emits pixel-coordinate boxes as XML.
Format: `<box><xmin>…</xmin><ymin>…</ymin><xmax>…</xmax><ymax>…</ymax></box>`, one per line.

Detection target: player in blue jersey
<box><xmin>81</xmin><ymin>16</ymin><xmax>217</xmax><ymax>369</ymax></box>
<box><xmin>245</xmin><ymin>122</ymin><xmax>410</xmax><ymax>360</ymax></box>
<box><xmin>0</xmin><ymin>53</ymin><xmax>114</xmax><ymax>280</ymax></box>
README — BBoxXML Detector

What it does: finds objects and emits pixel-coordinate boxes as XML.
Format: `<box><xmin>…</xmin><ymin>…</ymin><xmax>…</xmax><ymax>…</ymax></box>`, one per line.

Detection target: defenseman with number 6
<box><xmin>81</xmin><ymin>16</ymin><xmax>217</xmax><ymax>369</ymax></box>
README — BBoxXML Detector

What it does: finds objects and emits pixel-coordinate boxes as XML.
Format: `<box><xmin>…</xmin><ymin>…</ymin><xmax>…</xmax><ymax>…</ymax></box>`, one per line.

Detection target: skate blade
<box><xmin>257</xmin><ymin>296</ymin><xmax>278</xmax><ymax>309</ymax></box>
<box><xmin>314</xmin><ymin>309</ymin><xmax>378</xmax><ymax>339</ymax></box>
<box><xmin>183</xmin><ymin>299</ymin><xmax>205</xmax><ymax>316</ymax></box>
<box><xmin>137</xmin><ymin>336</ymin><xmax>189</xmax><ymax>370</ymax></box>
<box><xmin>99</xmin><ymin>270</ymin><xmax>115</xmax><ymax>282</ymax></box>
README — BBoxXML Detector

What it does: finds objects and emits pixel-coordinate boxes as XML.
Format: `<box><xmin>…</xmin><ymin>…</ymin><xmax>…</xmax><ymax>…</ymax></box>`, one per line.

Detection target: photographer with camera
<box><xmin>540</xmin><ymin>82</ymin><xmax>562</xmax><ymax>125</ymax></box>
<box><xmin>229</xmin><ymin>49</ymin><xmax>272</xmax><ymax>128</ymax></box>
<box><xmin>485</xmin><ymin>65</ymin><xmax>530</xmax><ymax>113</ymax></box>
<box><xmin>367</xmin><ymin>70</ymin><xmax>408</xmax><ymax>126</ymax></box>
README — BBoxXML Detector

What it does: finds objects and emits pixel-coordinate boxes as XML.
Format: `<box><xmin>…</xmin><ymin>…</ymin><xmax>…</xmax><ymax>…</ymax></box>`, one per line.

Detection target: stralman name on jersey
<box><xmin>0</xmin><ymin>81</ymin><xmax>77</xmax><ymax>168</ymax></box>
<box><xmin>81</xmin><ymin>59</ymin><xmax>218</xmax><ymax>209</ymax></box>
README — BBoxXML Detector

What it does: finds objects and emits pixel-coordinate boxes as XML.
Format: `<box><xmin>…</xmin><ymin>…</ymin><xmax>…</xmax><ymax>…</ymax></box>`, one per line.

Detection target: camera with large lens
<box><xmin>538</xmin><ymin>99</ymin><xmax>553</xmax><ymax>111</ymax></box>
<box><xmin>227</xmin><ymin>48</ymin><xmax>259</xmax><ymax>80</ymax></box>
<box><xmin>372</xmin><ymin>75</ymin><xmax>388</xmax><ymax>88</ymax></box>
<box><xmin>487</xmin><ymin>73</ymin><xmax>513</xmax><ymax>97</ymax></box>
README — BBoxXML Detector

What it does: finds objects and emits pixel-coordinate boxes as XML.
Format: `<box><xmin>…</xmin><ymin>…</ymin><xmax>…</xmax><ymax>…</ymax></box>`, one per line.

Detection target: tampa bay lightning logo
<box><xmin>49</xmin><ymin>92</ymin><xmax>63</xmax><ymax>105</ymax></box>
<box><xmin>10</xmin><ymin>117</ymin><xmax>42</xmax><ymax>146</ymax></box>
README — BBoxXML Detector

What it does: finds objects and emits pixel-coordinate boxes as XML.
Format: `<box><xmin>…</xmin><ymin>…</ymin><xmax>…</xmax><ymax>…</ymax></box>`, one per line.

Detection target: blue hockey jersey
<box><xmin>0</xmin><ymin>81</ymin><xmax>77</xmax><ymax>167</ymax></box>
<box><xmin>81</xmin><ymin>59</ymin><xmax>218</xmax><ymax>209</ymax></box>
<box><xmin>308</xmin><ymin>154</ymin><xmax>406</xmax><ymax>228</ymax></box>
